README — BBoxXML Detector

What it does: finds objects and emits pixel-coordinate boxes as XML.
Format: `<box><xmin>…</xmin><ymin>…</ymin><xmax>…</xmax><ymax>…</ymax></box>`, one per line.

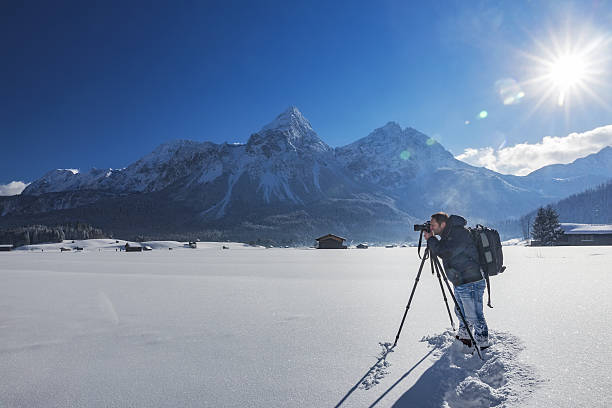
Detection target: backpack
<box><xmin>468</xmin><ymin>224</ymin><xmax>506</xmax><ymax>308</ymax></box>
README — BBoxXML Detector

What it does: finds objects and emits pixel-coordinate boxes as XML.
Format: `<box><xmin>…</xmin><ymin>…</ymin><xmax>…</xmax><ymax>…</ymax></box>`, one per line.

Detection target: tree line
<box><xmin>0</xmin><ymin>222</ymin><xmax>107</xmax><ymax>247</ymax></box>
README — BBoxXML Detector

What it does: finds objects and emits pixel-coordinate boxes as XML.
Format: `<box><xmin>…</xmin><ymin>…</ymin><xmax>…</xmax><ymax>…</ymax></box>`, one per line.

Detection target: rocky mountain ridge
<box><xmin>4</xmin><ymin>106</ymin><xmax>611</xmax><ymax>243</ymax></box>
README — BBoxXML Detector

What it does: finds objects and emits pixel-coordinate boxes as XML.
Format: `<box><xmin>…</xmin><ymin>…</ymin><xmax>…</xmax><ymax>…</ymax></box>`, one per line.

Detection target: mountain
<box><xmin>335</xmin><ymin>123</ymin><xmax>549</xmax><ymax>221</ymax></box>
<box><xmin>500</xmin><ymin>146</ymin><xmax>612</xmax><ymax>200</ymax></box>
<box><xmin>5</xmin><ymin>107</ymin><xmax>416</xmax><ymax>244</ymax></box>
<box><xmin>2</xmin><ymin>107</ymin><xmax>611</xmax><ymax>244</ymax></box>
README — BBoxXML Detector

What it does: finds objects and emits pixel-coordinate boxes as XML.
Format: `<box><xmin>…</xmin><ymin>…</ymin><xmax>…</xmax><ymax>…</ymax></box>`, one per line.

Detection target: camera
<box><xmin>413</xmin><ymin>221</ymin><xmax>431</xmax><ymax>233</ymax></box>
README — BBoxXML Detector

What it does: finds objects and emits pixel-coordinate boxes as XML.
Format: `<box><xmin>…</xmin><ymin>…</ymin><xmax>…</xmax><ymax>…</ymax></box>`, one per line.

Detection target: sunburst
<box><xmin>521</xmin><ymin>25</ymin><xmax>612</xmax><ymax>112</ymax></box>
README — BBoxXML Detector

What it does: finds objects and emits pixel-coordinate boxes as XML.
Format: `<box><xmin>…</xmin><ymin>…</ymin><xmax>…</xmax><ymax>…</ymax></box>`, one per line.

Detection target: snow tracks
<box><xmin>394</xmin><ymin>330</ymin><xmax>544</xmax><ymax>407</ymax></box>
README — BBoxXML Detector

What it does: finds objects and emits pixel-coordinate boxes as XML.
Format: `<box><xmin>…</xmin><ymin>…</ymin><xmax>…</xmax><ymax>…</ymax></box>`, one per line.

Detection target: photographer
<box><xmin>423</xmin><ymin>212</ymin><xmax>490</xmax><ymax>349</ymax></box>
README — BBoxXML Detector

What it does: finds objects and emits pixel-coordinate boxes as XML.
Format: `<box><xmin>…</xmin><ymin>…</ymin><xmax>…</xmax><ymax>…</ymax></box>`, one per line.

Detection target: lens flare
<box><xmin>478</xmin><ymin>110</ymin><xmax>488</xmax><ymax>119</ymax></box>
<box><xmin>495</xmin><ymin>78</ymin><xmax>525</xmax><ymax>105</ymax></box>
<box><xmin>400</xmin><ymin>150</ymin><xmax>411</xmax><ymax>160</ymax></box>
<box><xmin>426</xmin><ymin>137</ymin><xmax>436</xmax><ymax>146</ymax></box>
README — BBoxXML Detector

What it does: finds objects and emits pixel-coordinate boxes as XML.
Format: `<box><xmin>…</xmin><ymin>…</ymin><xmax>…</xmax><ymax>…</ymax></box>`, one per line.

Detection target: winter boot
<box><xmin>455</xmin><ymin>335</ymin><xmax>472</xmax><ymax>347</ymax></box>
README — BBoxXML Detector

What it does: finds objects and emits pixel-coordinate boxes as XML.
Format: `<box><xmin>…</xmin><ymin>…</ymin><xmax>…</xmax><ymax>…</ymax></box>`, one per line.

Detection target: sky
<box><xmin>1</xmin><ymin>0</ymin><xmax>612</xmax><ymax>191</ymax></box>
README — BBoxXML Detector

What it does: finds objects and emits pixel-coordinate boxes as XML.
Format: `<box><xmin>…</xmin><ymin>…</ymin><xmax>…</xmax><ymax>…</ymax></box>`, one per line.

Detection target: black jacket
<box><xmin>426</xmin><ymin>215</ymin><xmax>482</xmax><ymax>286</ymax></box>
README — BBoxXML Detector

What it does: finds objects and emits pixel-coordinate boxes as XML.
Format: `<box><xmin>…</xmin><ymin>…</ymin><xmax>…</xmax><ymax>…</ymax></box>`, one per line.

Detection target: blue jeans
<box><xmin>454</xmin><ymin>279</ymin><xmax>489</xmax><ymax>346</ymax></box>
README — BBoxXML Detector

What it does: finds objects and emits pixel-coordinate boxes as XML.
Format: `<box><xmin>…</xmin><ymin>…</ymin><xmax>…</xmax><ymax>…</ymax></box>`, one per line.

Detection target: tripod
<box><xmin>392</xmin><ymin>246</ymin><xmax>483</xmax><ymax>359</ymax></box>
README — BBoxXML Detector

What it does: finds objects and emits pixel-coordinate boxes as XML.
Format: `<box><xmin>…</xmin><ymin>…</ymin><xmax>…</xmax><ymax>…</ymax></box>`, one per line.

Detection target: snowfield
<box><xmin>1</xmin><ymin>244</ymin><xmax>610</xmax><ymax>407</ymax></box>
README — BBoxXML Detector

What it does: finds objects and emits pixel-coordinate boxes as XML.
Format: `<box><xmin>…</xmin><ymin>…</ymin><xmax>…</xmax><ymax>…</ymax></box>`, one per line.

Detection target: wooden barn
<box><xmin>0</xmin><ymin>244</ymin><xmax>13</xmax><ymax>252</ymax></box>
<box><xmin>124</xmin><ymin>243</ymin><xmax>143</xmax><ymax>252</ymax></box>
<box><xmin>557</xmin><ymin>223</ymin><xmax>612</xmax><ymax>246</ymax></box>
<box><xmin>315</xmin><ymin>234</ymin><xmax>347</xmax><ymax>249</ymax></box>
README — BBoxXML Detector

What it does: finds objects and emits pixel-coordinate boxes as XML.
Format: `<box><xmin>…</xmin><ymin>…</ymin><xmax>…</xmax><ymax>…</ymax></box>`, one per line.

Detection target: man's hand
<box><xmin>424</xmin><ymin>230</ymin><xmax>434</xmax><ymax>240</ymax></box>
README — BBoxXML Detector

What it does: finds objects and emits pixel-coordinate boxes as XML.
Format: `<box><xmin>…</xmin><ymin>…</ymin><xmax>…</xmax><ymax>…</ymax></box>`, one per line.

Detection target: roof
<box><xmin>0</xmin><ymin>244</ymin><xmax>13</xmax><ymax>247</ymax></box>
<box><xmin>560</xmin><ymin>223</ymin><xmax>612</xmax><ymax>235</ymax></box>
<box><xmin>315</xmin><ymin>234</ymin><xmax>346</xmax><ymax>241</ymax></box>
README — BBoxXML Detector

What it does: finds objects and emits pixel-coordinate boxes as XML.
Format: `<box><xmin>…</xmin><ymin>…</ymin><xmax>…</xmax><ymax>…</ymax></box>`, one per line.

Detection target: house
<box><xmin>124</xmin><ymin>243</ymin><xmax>143</xmax><ymax>252</ymax></box>
<box><xmin>0</xmin><ymin>244</ymin><xmax>13</xmax><ymax>252</ymax></box>
<box><xmin>557</xmin><ymin>223</ymin><xmax>612</xmax><ymax>246</ymax></box>
<box><xmin>356</xmin><ymin>243</ymin><xmax>368</xmax><ymax>249</ymax></box>
<box><xmin>315</xmin><ymin>234</ymin><xmax>347</xmax><ymax>249</ymax></box>
<box><xmin>60</xmin><ymin>247</ymin><xmax>71</xmax><ymax>252</ymax></box>
<box><xmin>188</xmin><ymin>241</ymin><xmax>197</xmax><ymax>248</ymax></box>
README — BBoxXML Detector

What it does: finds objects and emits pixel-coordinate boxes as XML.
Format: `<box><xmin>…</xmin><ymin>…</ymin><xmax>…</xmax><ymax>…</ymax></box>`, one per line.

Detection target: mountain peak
<box><xmin>246</xmin><ymin>106</ymin><xmax>330</xmax><ymax>154</ymax></box>
<box><xmin>260</xmin><ymin>106</ymin><xmax>313</xmax><ymax>133</ymax></box>
<box><xmin>381</xmin><ymin>121</ymin><xmax>402</xmax><ymax>131</ymax></box>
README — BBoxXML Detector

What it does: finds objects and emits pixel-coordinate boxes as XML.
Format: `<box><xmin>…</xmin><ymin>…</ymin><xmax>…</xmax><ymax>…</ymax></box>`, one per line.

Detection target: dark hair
<box><xmin>430</xmin><ymin>212</ymin><xmax>449</xmax><ymax>225</ymax></box>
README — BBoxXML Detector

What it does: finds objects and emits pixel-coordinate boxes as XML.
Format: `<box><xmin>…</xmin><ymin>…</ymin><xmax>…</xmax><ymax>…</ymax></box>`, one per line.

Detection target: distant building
<box><xmin>556</xmin><ymin>223</ymin><xmax>612</xmax><ymax>246</ymax></box>
<box><xmin>315</xmin><ymin>234</ymin><xmax>347</xmax><ymax>249</ymax></box>
<box><xmin>125</xmin><ymin>243</ymin><xmax>143</xmax><ymax>252</ymax></box>
<box><xmin>60</xmin><ymin>247</ymin><xmax>71</xmax><ymax>252</ymax></box>
<box><xmin>356</xmin><ymin>243</ymin><xmax>369</xmax><ymax>249</ymax></box>
<box><xmin>0</xmin><ymin>244</ymin><xmax>13</xmax><ymax>252</ymax></box>
<box><xmin>188</xmin><ymin>241</ymin><xmax>197</xmax><ymax>248</ymax></box>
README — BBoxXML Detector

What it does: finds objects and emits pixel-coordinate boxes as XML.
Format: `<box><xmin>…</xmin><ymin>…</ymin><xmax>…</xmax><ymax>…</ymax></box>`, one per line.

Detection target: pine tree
<box><xmin>531</xmin><ymin>207</ymin><xmax>547</xmax><ymax>244</ymax></box>
<box><xmin>545</xmin><ymin>206</ymin><xmax>564</xmax><ymax>244</ymax></box>
<box><xmin>531</xmin><ymin>205</ymin><xmax>564</xmax><ymax>245</ymax></box>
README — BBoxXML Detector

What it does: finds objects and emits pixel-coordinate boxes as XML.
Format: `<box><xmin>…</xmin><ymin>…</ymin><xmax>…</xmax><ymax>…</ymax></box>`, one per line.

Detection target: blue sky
<box><xmin>1</xmin><ymin>0</ymin><xmax>612</xmax><ymax>186</ymax></box>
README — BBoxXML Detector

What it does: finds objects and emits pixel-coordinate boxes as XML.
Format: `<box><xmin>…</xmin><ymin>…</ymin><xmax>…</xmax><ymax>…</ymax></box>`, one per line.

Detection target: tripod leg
<box><xmin>432</xmin><ymin>257</ymin><xmax>455</xmax><ymax>331</ymax></box>
<box><xmin>432</xmin><ymin>255</ymin><xmax>483</xmax><ymax>360</ymax></box>
<box><xmin>393</xmin><ymin>248</ymin><xmax>429</xmax><ymax>347</ymax></box>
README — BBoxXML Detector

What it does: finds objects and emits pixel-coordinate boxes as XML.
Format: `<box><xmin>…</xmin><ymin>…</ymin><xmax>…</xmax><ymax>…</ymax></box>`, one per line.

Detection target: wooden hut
<box><xmin>558</xmin><ymin>223</ymin><xmax>612</xmax><ymax>246</ymax></box>
<box><xmin>0</xmin><ymin>244</ymin><xmax>13</xmax><ymax>252</ymax></box>
<box><xmin>315</xmin><ymin>234</ymin><xmax>347</xmax><ymax>249</ymax></box>
<box><xmin>125</xmin><ymin>243</ymin><xmax>143</xmax><ymax>252</ymax></box>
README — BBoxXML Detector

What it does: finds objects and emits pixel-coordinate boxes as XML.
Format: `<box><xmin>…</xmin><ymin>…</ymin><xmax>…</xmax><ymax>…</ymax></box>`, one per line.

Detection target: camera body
<box><xmin>413</xmin><ymin>221</ymin><xmax>431</xmax><ymax>233</ymax></box>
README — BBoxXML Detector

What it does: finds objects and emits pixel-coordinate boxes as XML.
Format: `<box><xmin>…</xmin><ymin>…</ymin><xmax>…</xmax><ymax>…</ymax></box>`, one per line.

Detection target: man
<box><xmin>423</xmin><ymin>212</ymin><xmax>490</xmax><ymax>349</ymax></box>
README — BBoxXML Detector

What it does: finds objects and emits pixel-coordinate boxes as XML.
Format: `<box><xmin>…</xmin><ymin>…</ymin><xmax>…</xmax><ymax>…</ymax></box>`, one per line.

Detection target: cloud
<box><xmin>456</xmin><ymin>125</ymin><xmax>612</xmax><ymax>175</ymax></box>
<box><xmin>0</xmin><ymin>181</ymin><xmax>30</xmax><ymax>196</ymax></box>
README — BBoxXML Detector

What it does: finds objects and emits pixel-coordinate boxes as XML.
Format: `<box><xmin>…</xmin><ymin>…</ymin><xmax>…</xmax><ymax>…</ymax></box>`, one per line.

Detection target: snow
<box><xmin>14</xmin><ymin>239</ymin><xmax>256</xmax><ymax>252</ymax></box>
<box><xmin>260</xmin><ymin>106</ymin><xmax>314</xmax><ymax>133</ymax></box>
<box><xmin>502</xmin><ymin>238</ymin><xmax>528</xmax><ymax>246</ymax></box>
<box><xmin>1</xmin><ymin>245</ymin><xmax>611</xmax><ymax>407</ymax></box>
<box><xmin>560</xmin><ymin>223</ymin><xmax>612</xmax><ymax>234</ymax></box>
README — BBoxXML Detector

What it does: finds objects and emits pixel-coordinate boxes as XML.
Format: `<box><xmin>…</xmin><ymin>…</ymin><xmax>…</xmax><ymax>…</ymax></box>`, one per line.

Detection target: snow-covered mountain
<box><xmin>335</xmin><ymin>123</ymin><xmax>552</xmax><ymax>221</ymax></box>
<box><xmin>23</xmin><ymin>107</ymin><xmax>361</xmax><ymax>212</ymax></box>
<box><xmin>4</xmin><ymin>107</ymin><xmax>612</xmax><ymax>242</ymax></box>
<box><xmin>502</xmin><ymin>146</ymin><xmax>612</xmax><ymax>199</ymax></box>
<box><xmin>8</xmin><ymin>107</ymin><xmax>414</xmax><ymax>243</ymax></box>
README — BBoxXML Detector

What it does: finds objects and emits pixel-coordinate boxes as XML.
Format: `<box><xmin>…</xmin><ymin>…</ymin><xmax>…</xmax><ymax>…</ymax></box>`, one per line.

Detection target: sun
<box><xmin>550</xmin><ymin>54</ymin><xmax>586</xmax><ymax>88</ymax></box>
<box><xmin>548</xmin><ymin>54</ymin><xmax>587</xmax><ymax>105</ymax></box>
<box><xmin>521</xmin><ymin>25</ymin><xmax>611</xmax><ymax>111</ymax></box>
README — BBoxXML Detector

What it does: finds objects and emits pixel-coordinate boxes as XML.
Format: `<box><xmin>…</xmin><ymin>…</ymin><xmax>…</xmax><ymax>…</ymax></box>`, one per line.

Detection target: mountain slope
<box><xmin>4</xmin><ymin>107</ymin><xmax>416</xmax><ymax>243</ymax></box>
<box><xmin>500</xmin><ymin>146</ymin><xmax>612</xmax><ymax>199</ymax></box>
<box><xmin>3</xmin><ymin>107</ymin><xmax>611</xmax><ymax>243</ymax></box>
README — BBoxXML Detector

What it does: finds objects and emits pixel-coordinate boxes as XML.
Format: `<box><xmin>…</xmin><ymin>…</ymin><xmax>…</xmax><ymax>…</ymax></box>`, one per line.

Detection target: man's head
<box><xmin>430</xmin><ymin>212</ymin><xmax>449</xmax><ymax>235</ymax></box>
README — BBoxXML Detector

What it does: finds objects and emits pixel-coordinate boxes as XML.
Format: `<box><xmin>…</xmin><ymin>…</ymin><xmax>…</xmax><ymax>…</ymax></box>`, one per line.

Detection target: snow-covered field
<box><xmin>1</xmin><ymin>243</ymin><xmax>610</xmax><ymax>407</ymax></box>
